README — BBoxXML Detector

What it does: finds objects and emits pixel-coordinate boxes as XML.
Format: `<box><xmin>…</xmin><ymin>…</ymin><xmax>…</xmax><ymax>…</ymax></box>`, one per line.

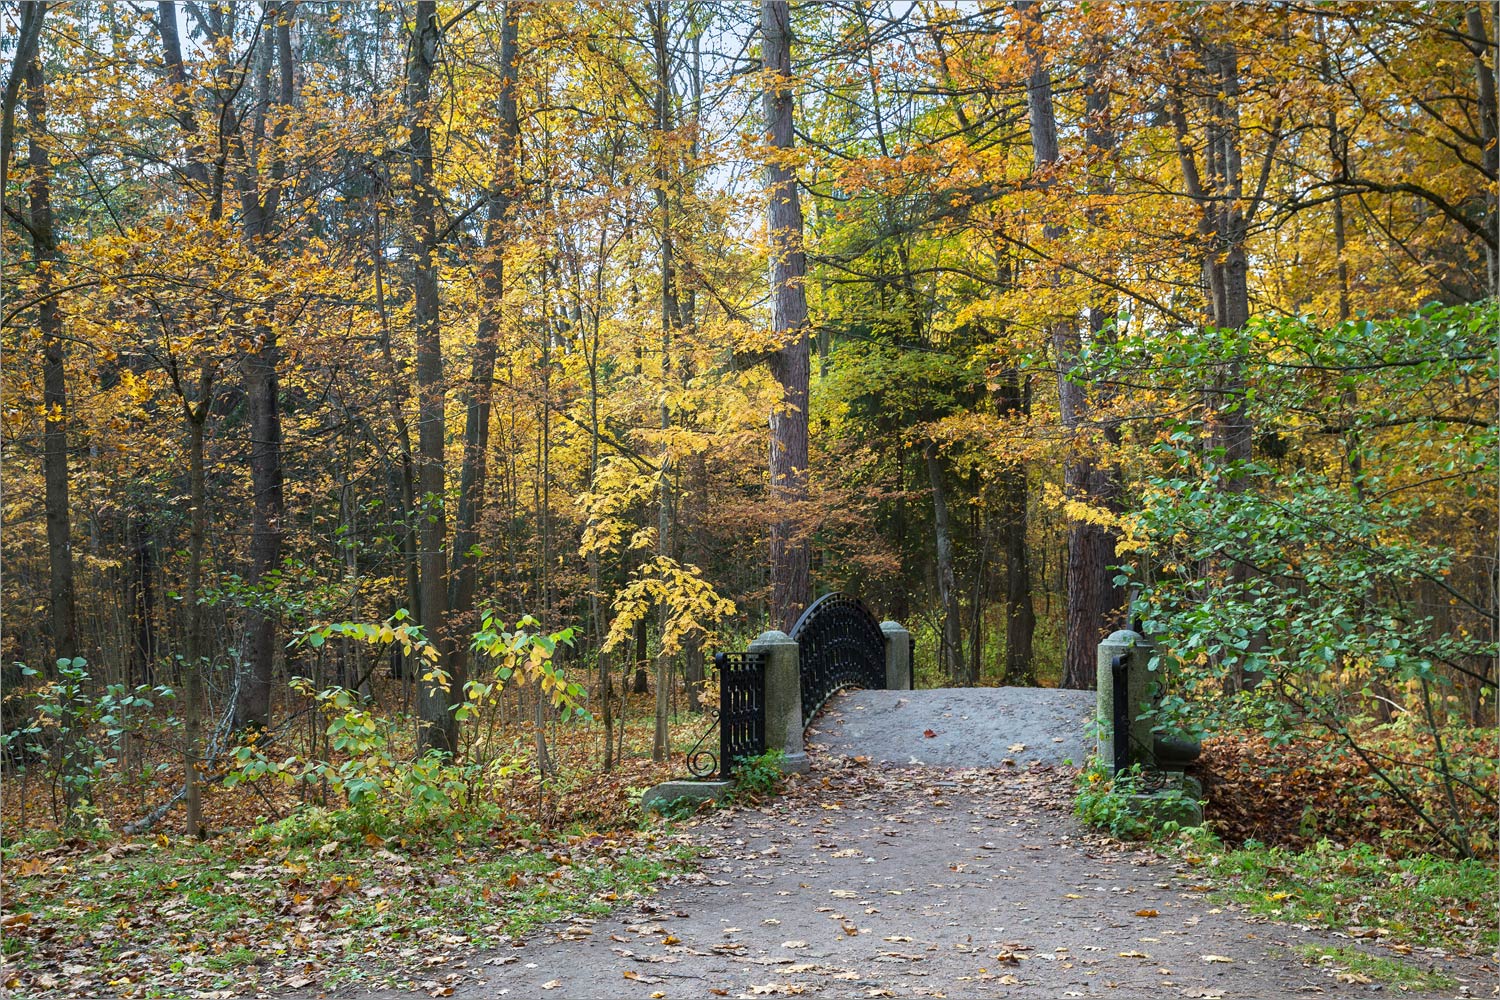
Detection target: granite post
<box><xmin>880</xmin><ymin>621</ymin><xmax>913</xmax><ymax>690</ymax></box>
<box><xmin>1096</xmin><ymin>628</ymin><xmax>1156</xmax><ymax>772</ymax></box>
<box><xmin>750</xmin><ymin>629</ymin><xmax>809</xmax><ymax>773</ymax></box>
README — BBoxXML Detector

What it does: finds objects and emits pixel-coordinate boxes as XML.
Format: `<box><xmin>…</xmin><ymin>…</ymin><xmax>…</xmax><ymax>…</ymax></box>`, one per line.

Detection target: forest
<box><xmin>0</xmin><ymin>1</ymin><xmax>1495</xmax><ymax>996</ymax></box>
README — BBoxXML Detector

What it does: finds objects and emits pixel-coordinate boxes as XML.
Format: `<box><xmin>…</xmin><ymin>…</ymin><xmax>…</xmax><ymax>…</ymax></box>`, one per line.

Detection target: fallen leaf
<box><xmin>1135</xmin><ymin>909</ymin><xmax>1159</xmax><ymax>918</ymax></box>
<box><xmin>1201</xmin><ymin>954</ymin><xmax>1234</xmax><ymax>964</ymax></box>
<box><xmin>1118</xmin><ymin>951</ymin><xmax>1150</xmax><ymax>958</ymax></box>
<box><xmin>923</xmin><ymin>729</ymin><xmax>937</xmax><ymax>738</ymax></box>
<box><xmin>1007</xmin><ymin>743</ymin><xmax>1026</xmax><ymax>752</ymax></box>
<box><xmin>541</xmin><ymin>980</ymin><xmax>561</xmax><ymax>990</ymax></box>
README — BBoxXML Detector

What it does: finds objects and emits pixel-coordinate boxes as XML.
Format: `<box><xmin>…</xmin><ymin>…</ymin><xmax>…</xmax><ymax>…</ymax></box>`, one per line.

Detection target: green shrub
<box><xmin>729</xmin><ymin>749</ymin><xmax>786</xmax><ymax>801</ymax></box>
<box><xmin>1074</xmin><ymin>758</ymin><xmax>1202</xmax><ymax>841</ymax></box>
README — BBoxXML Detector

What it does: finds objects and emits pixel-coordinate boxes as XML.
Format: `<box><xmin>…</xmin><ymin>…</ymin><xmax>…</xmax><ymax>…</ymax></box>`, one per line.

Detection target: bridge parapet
<box><xmin>685</xmin><ymin>594</ymin><xmax>911</xmax><ymax>780</ymax></box>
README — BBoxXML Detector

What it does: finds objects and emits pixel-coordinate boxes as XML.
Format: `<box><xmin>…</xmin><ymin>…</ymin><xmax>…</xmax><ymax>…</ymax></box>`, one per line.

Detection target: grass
<box><xmin>1294</xmin><ymin>944</ymin><xmax>1457</xmax><ymax>991</ymax></box>
<box><xmin>1181</xmin><ymin>836</ymin><xmax>1498</xmax><ymax>954</ymax></box>
<box><xmin>0</xmin><ymin>820</ymin><xmax>698</xmax><ymax>996</ymax></box>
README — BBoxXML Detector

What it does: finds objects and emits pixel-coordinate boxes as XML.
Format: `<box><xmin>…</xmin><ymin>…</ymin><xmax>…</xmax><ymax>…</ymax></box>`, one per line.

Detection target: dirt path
<box><xmin>331</xmin><ymin>693</ymin><xmax>1489</xmax><ymax>999</ymax></box>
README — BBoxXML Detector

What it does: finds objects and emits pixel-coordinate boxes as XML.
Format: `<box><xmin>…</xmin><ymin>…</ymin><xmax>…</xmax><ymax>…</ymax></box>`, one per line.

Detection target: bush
<box><xmin>1074</xmin><ymin>758</ymin><xmax>1202</xmax><ymax>841</ymax></box>
<box><xmin>1102</xmin><ymin>304</ymin><xmax>1497</xmax><ymax>859</ymax></box>
<box><xmin>730</xmin><ymin>749</ymin><xmax>787</xmax><ymax>802</ymax></box>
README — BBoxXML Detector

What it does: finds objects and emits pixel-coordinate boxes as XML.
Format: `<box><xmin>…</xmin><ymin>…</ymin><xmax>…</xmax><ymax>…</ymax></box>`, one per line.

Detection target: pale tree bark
<box><xmin>1466</xmin><ymin>5</ymin><xmax>1498</xmax><ymax>291</ymax></box>
<box><xmin>1018</xmin><ymin>0</ymin><xmax>1117</xmax><ymax>690</ymax></box>
<box><xmin>371</xmin><ymin>202</ymin><xmax>422</xmax><ymax>672</ymax></box>
<box><xmin>407</xmin><ymin>0</ymin><xmax>458</xmax><ymax>756</ymax></box>
<box><xmin>924</xmin><ymin>444</ymin><xmax>965</xmax><ymax>682</ymax></box>
<box><xmin>1168</xmin><ymin>20</ymin><xmax>1284</xmax><ymax>691</ymax></box>
<box><xmin>762</xmin><ymin>0</ymin><xmax>812</xmax><ymax>633</ymax></box>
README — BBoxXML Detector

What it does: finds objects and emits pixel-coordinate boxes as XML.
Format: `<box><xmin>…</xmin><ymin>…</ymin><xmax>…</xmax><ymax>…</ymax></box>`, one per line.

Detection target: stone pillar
<box><xmin>749</xmin><ymin>629</ymin><xmax>809</xmax><ymax>773</ymax></box>
<box><xmin>1096</xmin><ymin>629</ymin><xmax>1156</xmax><ymax>773</ymax></box>
<box><xmin>880</xmin><ymin>621</ymin><xmax>912</xmax><ymax>690</ymax></box>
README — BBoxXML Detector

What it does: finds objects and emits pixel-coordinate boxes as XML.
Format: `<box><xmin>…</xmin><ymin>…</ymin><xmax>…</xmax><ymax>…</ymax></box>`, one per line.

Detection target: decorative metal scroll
<box><xmin>687</xmin><ymin>651</ymin><xmax>766</xmax><ymax>779</ymax></box>
<box><xmin>789</xmin><ymin>592</ymin><xmax>887</xmax><ymax>727</ymax></box>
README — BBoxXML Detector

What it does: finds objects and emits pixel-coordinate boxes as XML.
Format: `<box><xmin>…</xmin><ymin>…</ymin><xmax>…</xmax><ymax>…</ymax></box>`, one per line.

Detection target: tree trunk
<box><xmin>763</xmin><ymin>0</ymin><xmax>812</xmax><ymax>633</ymax></box>
<box><xmin>183</xmin><ymin>382</ymin><xmax>210</xmax><ymax>840</ymax></box>
<box><xmin>993</xmin><ymin>371</ymin><xmax>1036</xmax><ymax>685</ymax></box>
<box><xmin>26</xmin><ymin>55</ymin><xmax>79</xmax><ymax>669</ymax></box>
<box><xmin>371</xmin><ymin>204</ymin><xmax>422</xmax><ymax>671</ymax></box>
<box><xmin>408</xmin><ymin>0</ymin><xmax>458</xmax><ymax>756</ymax></box>
<box><xmin>129</xmin><ymin>511</ymin><xmax>158</xmax><ymax>685</ymax></box>
<box><xmin>0</xmin><ymin>0</ymin><xmax>44</xmax><ymax>198</ymax></box>
<box><xmin>925</xmin><ymin>443</ymin><xmax>964</xmax><ymax>683</ymax></box>
<box><xmin>633</xmin><ymin>616</ymin><xmax>649</xmax><ymax>693</ymax></box>
<box><xmin>235</xmin><ymin>5</ymin><xmax>295</xmax><ymax>731</ymax></box>
<box><xmin>450</xmin><ymin>2</ymin><xmax>519</xmax><ymax>626</ymax></box>
<box><xmin>1467</xmin><ymin>5</ymin><xmax>1498</xmax><ymax>291</ymax></box>
<box><xmin>1019</xmin><ymin>0</ymin><xmax>1115</xmax><ymax>689</ymax></box>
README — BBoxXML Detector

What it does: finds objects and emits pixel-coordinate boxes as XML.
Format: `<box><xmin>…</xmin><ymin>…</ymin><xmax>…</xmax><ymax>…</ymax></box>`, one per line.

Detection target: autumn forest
<box><xmin>0</xmin><ymin>1</ymin><xmax>1496</xmax><ymax>994</ymax></box>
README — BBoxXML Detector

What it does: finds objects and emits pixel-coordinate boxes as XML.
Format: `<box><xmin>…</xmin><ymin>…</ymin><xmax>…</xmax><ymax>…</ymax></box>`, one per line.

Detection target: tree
<box><xmin>762</xmin><ymin>0</ymin><xmax>812</xmax><ymax>633</ymax></box>
<box><xmin>1018</xmin><ymin>0</ymin><xmax>1119</xmax><ymax>689</ymax></box>
<box><xmin>405</xmin><ymin>0</ymin><xmax>459</xmax><ymax>756</ymax></box>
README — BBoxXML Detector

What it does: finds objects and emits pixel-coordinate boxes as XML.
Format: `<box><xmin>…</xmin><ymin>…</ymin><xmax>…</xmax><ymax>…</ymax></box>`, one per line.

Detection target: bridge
<box><xmin>655</xmin><ymin>592</ymin><xmax>1096</xmax><ymax>804</ymax></box>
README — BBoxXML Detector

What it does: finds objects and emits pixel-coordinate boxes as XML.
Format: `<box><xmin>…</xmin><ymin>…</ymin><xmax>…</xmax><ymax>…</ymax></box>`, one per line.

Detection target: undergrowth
<box><xmin>1199</xmin><ymin>838</ymin><xmax>1497</xmax><ymax>954</ymax></box>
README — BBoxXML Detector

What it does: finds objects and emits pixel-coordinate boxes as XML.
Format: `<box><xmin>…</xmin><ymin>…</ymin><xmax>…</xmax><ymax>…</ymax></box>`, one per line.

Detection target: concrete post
<box><xmin>749</xmin><ymin>629</ymin><xmax>809</xmax><ymax>773</ymax></box>
<box><xmin>1096</xmin><ymin>629</ymin><xmax>1156</xmax><ymax>773</ymax></box>
<box><xmin>880</xmin><ymin>621</ymin><xmax>912</xmax><ymax>690</ymax></box>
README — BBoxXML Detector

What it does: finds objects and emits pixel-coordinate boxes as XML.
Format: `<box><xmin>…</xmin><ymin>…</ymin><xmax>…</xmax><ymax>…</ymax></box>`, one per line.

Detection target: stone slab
<box><xmin>639</xmin><ymin>779</ymin><xmax>732</xmax><ymax>812</ymax></box>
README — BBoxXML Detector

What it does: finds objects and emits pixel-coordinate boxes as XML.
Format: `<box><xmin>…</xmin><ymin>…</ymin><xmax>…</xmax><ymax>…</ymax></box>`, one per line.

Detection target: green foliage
<box><xmin>225</xmin><ymin>681</ymin><xmax>520</xmax><ymax>835</ymax></box>
<box><xmin>228</xmin><ymin>611</ymin><xmax>587</xmax><ymax>835</ymax></box>
<box><xmin>2</xmin><ymin>658</ymin><xmax>178</xmax><ymax>829</ymax></box>
<box><xmin>1102</xmin><ymin>303</ymin><xmax>1497</xmax><ymax>859</ymax></box>
<box><xmin>729</xmin><ymin>749</ymin><xmax>787</xmax><ymax>801</ymax></box>
<box><xmin>1073</xmin><ymin>758</ymin><xmax>1202</xmax><ymax>841</ymax></box>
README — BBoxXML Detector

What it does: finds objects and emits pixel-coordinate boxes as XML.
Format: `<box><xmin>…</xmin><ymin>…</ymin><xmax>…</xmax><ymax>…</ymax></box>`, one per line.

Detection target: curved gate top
<box><xmin>790</xmin><ymin>592</ymin><xmax>887</xmax><ymax>726</ymax></box>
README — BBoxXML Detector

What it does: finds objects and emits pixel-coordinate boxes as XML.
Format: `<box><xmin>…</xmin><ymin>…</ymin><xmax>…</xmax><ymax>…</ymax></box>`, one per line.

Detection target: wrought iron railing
<box><xmin>686</xmin><ymin>651</ymin><xmax>767</xmax><ymax>779</ymax></box>
<box><xmin>789</xmin><ymin>592</ymin><xmax>887</xmax><ymax>726</ymax></box>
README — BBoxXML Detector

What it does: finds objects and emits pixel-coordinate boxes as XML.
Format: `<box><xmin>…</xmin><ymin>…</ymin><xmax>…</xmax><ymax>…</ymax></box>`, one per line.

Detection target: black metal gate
<box><xmin>789</xmin><ymin>592</ymin><xmax>887</xmax><ymax>726</ymax></box>
<box><xmin>687</xmin><ymin>651</ymin><xmax>767</xmax><ymax>779</ymax></box>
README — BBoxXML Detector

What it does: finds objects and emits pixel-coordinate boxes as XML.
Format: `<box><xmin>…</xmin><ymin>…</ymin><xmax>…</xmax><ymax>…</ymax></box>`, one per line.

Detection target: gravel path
<box><xmin>806</xmin><ymin>688</ymin><xmax>1095</xmax><ymax>768</ymax></box>
<box><xmin>330</xmin><ymin>691</ymin><xmax>1490</xmax><ymax>999</ymax></box>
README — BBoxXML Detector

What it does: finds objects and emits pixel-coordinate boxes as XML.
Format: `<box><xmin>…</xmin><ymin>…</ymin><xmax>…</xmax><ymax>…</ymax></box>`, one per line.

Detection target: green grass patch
<box><xmin>1188</xmin><ymin>837</ymin><xmax>1497</xmax><ymax>953</ymax></box>
<box><xmin>1294</xmin><ymin>944</ymin><xmax>1457</xmax><ymax>991</ymax></box>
